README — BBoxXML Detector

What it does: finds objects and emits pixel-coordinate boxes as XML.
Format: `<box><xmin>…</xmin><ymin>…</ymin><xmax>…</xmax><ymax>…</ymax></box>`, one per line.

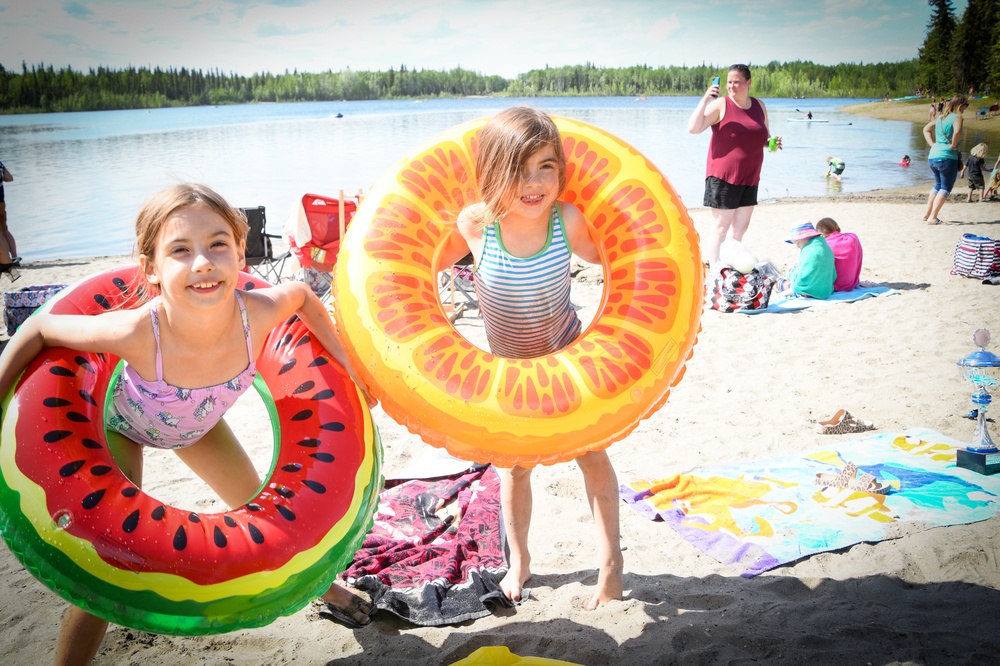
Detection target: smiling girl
<box><xmin>439</xmin><ymin>107</ymin><xmax>623</xmax><ymax>611</ymax></box>
<box><xmin>0</xmin><ymin>183</ymin><xmax>372</xmax><ymax>664</ymax></box>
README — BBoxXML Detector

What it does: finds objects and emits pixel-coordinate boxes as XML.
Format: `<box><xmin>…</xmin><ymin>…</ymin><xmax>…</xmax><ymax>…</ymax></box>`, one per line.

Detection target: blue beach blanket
<box><xmin>620</xmin><ymin>429</ymin><xmax>1000</xmax><ymax>577</ymax></box>
<box><xmin>740</xmin><ymin>285</ymin><xmax>899</xmax><ymax>314</ymax></box>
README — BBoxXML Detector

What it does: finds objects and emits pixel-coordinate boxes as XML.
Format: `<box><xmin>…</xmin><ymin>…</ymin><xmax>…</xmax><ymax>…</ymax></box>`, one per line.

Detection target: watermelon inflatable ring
<box><xmin>0</xmin><ymin>267</ymin><xmax>382</xmax><ymax>635</ymax></box>
<box><xmin>335</xmin><ymin>115</ymin><xmax>703</xmax><ymax>468</ymax></box>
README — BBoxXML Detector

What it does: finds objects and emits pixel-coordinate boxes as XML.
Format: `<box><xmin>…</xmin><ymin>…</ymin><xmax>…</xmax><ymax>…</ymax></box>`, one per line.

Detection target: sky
<box><xmin>0</xmin><ymin>0</ymin><xmax>967</xmax><ymax>79</ymax></box>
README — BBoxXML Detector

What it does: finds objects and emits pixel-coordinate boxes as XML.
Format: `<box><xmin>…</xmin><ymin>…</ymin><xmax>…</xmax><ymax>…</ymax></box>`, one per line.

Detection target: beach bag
<box><xmin>3</xmin><ymin>284</ymin><xmax>67</xmax><ymax>335</ymax></box>
<box><xmin>951</xmin><ymin>233</ymin><xmax>1000</xmax><ymax>278</ymax></box>
<box><xmin>707</xmin><ymin>267</ymin><xmax>774</xmax><ymax>312</ymax></box>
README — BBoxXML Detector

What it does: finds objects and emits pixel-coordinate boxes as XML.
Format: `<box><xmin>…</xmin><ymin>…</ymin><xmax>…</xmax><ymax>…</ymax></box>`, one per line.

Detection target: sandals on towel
<box><xmin>816</xmin><ymin>409</ymin><xmax>876</xmax><ymax>435</ymax></box>
<box><xmin>815</xmin><ymin>461</ymin><xmax>890</xmax><ymax>495</ymax></box>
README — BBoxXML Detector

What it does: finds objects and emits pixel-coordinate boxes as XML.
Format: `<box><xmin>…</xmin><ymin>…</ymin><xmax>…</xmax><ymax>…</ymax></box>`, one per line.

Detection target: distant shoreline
<box><xmin>840</xmin><ymin>97</ymin><xmax>1000</xmax><ymax>137</ymax></box>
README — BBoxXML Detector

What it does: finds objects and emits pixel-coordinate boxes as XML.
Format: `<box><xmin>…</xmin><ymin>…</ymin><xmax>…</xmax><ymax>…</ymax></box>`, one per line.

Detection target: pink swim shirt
<box><xmin>824</xmin><ymin>231</ymin><xmax>863</xmax><ymax>291</ymax></box>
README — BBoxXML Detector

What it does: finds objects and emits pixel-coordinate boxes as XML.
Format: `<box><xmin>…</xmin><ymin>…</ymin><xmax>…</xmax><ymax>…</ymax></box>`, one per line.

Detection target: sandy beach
<box><xmin>2</xmin><ymin>172</ymin><xmax>1000</xmax><ymax>661</ymax></box>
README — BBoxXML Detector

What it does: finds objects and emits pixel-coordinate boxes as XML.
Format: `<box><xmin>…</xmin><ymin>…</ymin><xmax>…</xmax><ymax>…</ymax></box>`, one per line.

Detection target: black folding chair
<box><xmin>240</xmin><ymin>206</ymin><xmax>290</xmax><ymax>284</ymax></box>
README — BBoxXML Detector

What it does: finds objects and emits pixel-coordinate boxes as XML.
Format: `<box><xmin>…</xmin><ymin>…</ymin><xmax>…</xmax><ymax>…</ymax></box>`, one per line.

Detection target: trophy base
<box><xmin>956</xmin><ymin>448</ymin><xmax>1000</xmax><ymax>475</ymax></box>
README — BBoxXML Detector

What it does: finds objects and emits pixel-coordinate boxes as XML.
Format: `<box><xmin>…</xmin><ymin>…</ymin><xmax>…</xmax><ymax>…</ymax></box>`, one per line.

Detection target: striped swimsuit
<box><xmin>474</xmin><ymin>205</ymin><xmax>580</xmax><ymax>358</ymax></box>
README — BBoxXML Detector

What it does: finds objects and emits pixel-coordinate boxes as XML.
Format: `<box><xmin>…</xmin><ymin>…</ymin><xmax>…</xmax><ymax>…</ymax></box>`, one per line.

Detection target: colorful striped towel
<box><xmin>620</xmin><ymin>429</ymin><xmax>1000</xmax><ymax>577</ymax></box>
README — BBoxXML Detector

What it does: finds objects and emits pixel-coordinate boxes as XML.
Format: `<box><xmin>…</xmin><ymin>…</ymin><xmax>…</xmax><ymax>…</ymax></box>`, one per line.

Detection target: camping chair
<box><xmin>438</xmin><ymin>252</ymin><xmax>477</xmax><ymax>321</ymax></box>
<box><xmin>241</xmin><ymin>206</ymin><xmax>289</xmax><ymax>284</ymax></box>
<box><xmin>286</xmin><ymin>192</ymin><xmax>360</xmax><ymax>300</ymax></box>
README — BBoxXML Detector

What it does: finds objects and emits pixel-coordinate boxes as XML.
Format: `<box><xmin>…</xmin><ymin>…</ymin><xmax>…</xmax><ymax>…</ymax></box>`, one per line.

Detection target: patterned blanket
<box><xmin>343</xmin><ymin>464</ymin><xmax>512</xmax><ymax>625</ymax></box>
<box><xmin>620</xmin><ymin>429</ymin><xmax>1000</xmax><ymax>577</ymax></box>
<box><xmin>739</xmin><ymin>285</ymin><xmax>899</xmax><ymax>314</ymax></box>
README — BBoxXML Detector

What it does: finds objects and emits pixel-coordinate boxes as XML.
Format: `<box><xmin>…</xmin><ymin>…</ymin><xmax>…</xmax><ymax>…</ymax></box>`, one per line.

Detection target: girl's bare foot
<box><xmin>585</xmin><ymin>556</ymin><xmax>624</xmax><ymax>610</ymax></box>
<box><xmin>499</xmin><ymin>559</ymin><xmax>532</xmax><ymax>602</ymax></box>
<box><xmin>320</xmin><ymin>582</ymin><xmax>372</xmax><ymax>626</ymax></box>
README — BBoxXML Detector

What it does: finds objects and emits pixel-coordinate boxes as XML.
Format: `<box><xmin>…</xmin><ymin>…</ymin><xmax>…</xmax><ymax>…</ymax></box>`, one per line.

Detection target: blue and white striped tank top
<box><xmin>474</xmin><ymin>205</ymin><xmax>580</xmax><ymax>358</ymax></box>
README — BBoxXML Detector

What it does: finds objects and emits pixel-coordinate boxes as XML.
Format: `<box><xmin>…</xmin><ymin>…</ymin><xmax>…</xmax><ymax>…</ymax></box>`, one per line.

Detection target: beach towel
<box><xmin>737</xmin><ymin>285</ymin><xmax>899</xmax><ymax>314</ymax></box>
<box><xmin>620</xmin><ymin>429</ymin><xmax>1000</xmax><ymax>577</ymax></box>
<box><xmin>342</xmin><ymin>464</ymin><xmax>512</xmax><ymax>626</ymax></box>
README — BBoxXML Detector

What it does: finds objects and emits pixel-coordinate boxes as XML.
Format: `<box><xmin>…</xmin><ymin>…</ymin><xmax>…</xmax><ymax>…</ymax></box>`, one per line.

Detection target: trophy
<box><xmin>956</xmin><ymin>329</ymin><xmax>1000</xmax><ymax>475</ymax></box>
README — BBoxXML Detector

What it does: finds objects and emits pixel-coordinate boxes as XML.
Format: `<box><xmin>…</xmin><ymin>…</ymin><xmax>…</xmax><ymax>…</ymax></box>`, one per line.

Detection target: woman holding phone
<box><xmin>688</xmin><ymin>64</ymin><xmax>775</xmax><ymax>265</ymax></box>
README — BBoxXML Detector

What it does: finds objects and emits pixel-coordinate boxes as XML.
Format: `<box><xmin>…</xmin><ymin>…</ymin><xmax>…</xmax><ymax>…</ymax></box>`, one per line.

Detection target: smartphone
<box><xmin>711</xmin><ymin>77</ymin><xmax>720</xmax><ymax>98</ymax></box>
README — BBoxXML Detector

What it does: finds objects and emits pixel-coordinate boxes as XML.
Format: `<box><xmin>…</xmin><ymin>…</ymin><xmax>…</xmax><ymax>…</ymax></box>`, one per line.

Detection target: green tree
<box><xmin>919</xmin><ymin>0</ymin><xmax>958</xmax><ymax>94</ymax></box>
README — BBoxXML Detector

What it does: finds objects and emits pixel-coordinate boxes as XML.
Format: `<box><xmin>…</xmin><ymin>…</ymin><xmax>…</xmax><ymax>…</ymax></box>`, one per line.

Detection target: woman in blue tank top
<box><xmin>438</xmin><ymin>106</ymin><xmax>623</xmax><ymax>611</ymax></box>
<box><xmin>922</xmin><ymin>94</ymin><xmax>969</xmax><ymax>225</ymax></box>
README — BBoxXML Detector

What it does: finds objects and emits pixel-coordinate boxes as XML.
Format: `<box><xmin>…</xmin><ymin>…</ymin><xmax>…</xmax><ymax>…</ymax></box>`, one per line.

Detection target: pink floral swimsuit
<box><xmin>106</xmin><ymin>293</ymin><xmax>256</xmax><ymax>449</ymax></box>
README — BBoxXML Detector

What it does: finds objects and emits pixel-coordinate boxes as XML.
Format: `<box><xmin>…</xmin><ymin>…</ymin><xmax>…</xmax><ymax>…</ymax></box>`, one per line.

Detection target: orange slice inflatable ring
<box><xmin>0</xmin><ymin>267</ymin><xmax>382</xmax><ymax>635</ymax></box>
<box><xmin>335</xmin><ymin>115</ymin><xmax>703</xmax><ymax>467</ymax></box>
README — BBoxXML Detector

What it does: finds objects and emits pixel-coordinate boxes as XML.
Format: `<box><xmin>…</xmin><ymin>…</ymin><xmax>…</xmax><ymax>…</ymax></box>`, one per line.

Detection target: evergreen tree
<box><xmin>952</xmin><ymin>0</ymin><xmax>997</xmax><ymax>92</ymax></box>
<box><xmin>919</xmin><ymin>0</ymin><xmax>958</xmax><ymax>94</ymax></box>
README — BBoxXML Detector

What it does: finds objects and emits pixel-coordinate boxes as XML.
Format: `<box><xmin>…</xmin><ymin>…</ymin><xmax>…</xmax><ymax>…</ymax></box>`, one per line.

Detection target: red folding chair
<box><xmin>287</xmin><ymin>192</ymin><xmax>360</xmax><ymax>300</ymax></box>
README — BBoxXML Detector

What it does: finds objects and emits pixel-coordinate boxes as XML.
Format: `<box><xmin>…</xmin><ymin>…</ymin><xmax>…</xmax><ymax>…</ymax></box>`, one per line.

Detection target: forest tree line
<box><xmin>3</xmin><ymin>0</ymin><xmax>999</xmax><ymax>115</ymax></box>
<box><xmin>919</xmin><ymin>0</ymin><xmax>1000</xmax><ymax>97</ymax></box>
<box><xmin>0</xmin><ymin>60</ymin><xmax>923</xmax><ymax>113</ymax></box>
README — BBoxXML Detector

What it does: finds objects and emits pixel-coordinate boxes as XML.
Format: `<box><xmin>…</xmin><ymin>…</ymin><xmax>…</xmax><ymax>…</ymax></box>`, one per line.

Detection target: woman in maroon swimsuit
<box><xmin>688</xmin><ymin>64</ymin><xmax>776</xmax><ymax>265</ymax></box>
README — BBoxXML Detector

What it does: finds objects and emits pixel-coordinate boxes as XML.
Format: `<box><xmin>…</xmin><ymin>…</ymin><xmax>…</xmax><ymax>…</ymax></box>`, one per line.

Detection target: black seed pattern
<box><xmin>50</xmin><ymin>367</ymin><xmax>75</xmax><ymax>377</ymax></box>
<box><xmin>90</xmin><ymin>465</ymin><xmax>112</xmax><ymax>476</ymax></box>
<box><xmin>248</xmin><ymin>523</ymin><xmax>265</xmax><ymax>544</ymax></box>
<box><xmin>73</xmin><ymin>357</ymin><xmax>94</xmax><ymax>373</ymax></box>
<box><xmin>121</xmin><ymin>487</ymin><xmax>139</xmax><ymax>498</ymax></box>
<box><xmin>122</xmin><ymin>510</ymin><xmax>140</xmax><ymax>533</ymax></box>
<box><xmin>188</xmin><ymin>513</ymin><xmax>200</xmax><ymax>523</ymax></box>
<box><xmin>282</xmin><ymin>463</ymin><xmax>303</xmax><ymax>472</ymax></box>
<box><xmin>213</xmin><ymin>526</ymin><xmax>227</xmax><ymax>548</ymax></box>
<box><xmin>279</xmin><ymin>359</ymin><xmax>297</xmax><ymax>375</ymax></box>
<box><xmin>42</xmin><ymin>397</ymin><xmax>72</xmax><ymax>408</ymax></box>
<box><xmin>59</xmin><ymin>460</ymin><xmax>86</xmax><ymax>477</ymax></box>
<box><xmin>81</xmin><ymin>438</ymin><xmax>103</xmax><ymax>449</ymax></box>
<box><xmin>224</xmin><ymin>515</ymin><xmax>237</xmax><ymax>528</ymax></box>
<box><xmin>297</xmin><ymin>438</ymin><xmax>321</xmax><ymax>448</ymax></box>
<box><xmin>247</xmin><ymin>503</ymin><xmax>263</xmax><ymax>512</ymax></box>
<box><xmin>294</xmin><ymin>335</ymin><xmax>311</xmax><ymax>348</ymax></box>
<box><xmin>308</xmin><ymin>357</ymin><xmax>329</xmax><ymax>367</ymax></box>
<box><xmin>82</xmin><ymin>489</ymin><xmax>106</xmax><ymax>509</ymax></box>
<box><xmin>112</xmin><ymin>277</ymin><xmax>128</xmax><ymax>293</ymax></box>
<box><xmin>44</xmin><ymin>430</ymin><xmax>73</xmax><ymax>443</ymax></box>
<box><xmin>276</xmin><ymin>505</ymin><xmax>296</xmax><ymax>521</ymax></box>
<box><xmin>67</xmin><ymin>412</ymin><xmax>90</xmax><ymax>423</ymax></box>
<box><xmin>173</xmin><ymin>526</ymin><xmax>187</xmax><ymax>550</ymax></box>
<box><xmin>293</xmin><ymin>381</ymin><xmax>315</xmax><ymax>394</ymax></box>
<box><xmin>311</xmin><ymin>389</ymin><xmax>335</xmax><ymax>400</ymax></box>
<box><xmin>275</xmin><ymin>486</ymin><xmax>295</xmax><ymax>499</ymax></box>
<box><xmin>94</xmin><ymin>294</ymin><xmax>111</xmax><ymax>310</ymax></box>
<box><xmin>302</xmin><ymin>480</ymin><xmax>326</xmax><ymax>494</ymax></box>
<box><xmin>290</xmin><ymin>410</ymin><xmax>312</xmax><ymax>421</ymax></box>
<box><xmin>310</xmin><ymin>452</ymin><xmax>335</xmax><ymax>463</ymax></box>
<box><xmin>79</xmin><ymin>390</ymin><xmax>97</xmax><ymax>406</ymax></box>
<box><xmin>151</xmin><ymin>506</ymin><xmax>166</xmax><ymax>520</ymax></box>
<box><xmin>320</xmin><ymin>422</ymin><xmax>346</xmax><ymax>432</ymax></box>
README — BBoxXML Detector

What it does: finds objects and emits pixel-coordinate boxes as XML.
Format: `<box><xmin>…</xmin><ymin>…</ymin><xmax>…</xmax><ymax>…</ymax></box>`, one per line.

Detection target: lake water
<box><xmin>0</xmin><ymin>96</ymin><xmax>942</xmax><ymax>262</ymax></box>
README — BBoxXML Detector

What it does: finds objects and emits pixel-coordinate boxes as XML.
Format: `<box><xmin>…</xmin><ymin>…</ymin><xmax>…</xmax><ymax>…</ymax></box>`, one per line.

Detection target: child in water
<box><xmin>438</xmin><ymin>107</ymin><xmax>623</xmax><ymax>610</ymax></box>
<box><xmin>899</xmin><ymin>155</ymin><xmax>911</xmax><ymax>167</ymax></box>
<box><xmin>0</xmin><ymin>183</ymin><xmax>373</xmax><ymax>665</ymax></box>
<box><xmin>825</xmin><ymin>157</ymin><xmax>846</xmax><ymax>182</ymax></box>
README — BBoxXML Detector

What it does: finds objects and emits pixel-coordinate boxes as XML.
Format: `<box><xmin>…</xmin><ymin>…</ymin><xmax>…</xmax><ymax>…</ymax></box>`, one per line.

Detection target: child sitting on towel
<box><xmin>815</xmin><ymin>217</ymin><xmax>863</xmax><ymax>291</ymax></box>
<box><xmin>775</xmin><ymin>222</ymin><xmax>835</xmax><ymax>299</ymax></box>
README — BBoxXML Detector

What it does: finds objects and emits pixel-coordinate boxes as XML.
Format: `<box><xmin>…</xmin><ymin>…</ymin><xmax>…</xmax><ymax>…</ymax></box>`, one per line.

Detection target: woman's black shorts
<box><xmin>703</xmin><ymin>176</ymin><xmax>758</xmax><ymax>209</ymax></box>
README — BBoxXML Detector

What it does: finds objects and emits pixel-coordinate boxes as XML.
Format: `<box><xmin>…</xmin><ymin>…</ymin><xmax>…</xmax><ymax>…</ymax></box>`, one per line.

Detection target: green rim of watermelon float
<box><xmin>0</xmin><ymin>267</ymin><xmax>382</xmax><ymax>635</ymax></box>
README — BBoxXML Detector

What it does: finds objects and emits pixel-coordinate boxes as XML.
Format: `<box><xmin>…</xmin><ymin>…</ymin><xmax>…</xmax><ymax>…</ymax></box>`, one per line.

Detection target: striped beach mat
<box><xmin>952</xmin><ymin>233</ymin><xmax>1000</xmax><ymax>278</ymax></box>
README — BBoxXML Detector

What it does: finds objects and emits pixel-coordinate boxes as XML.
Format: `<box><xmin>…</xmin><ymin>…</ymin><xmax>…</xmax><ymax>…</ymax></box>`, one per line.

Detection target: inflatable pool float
<box><xmin>335</xmin><ymin>116</ymin><xmax>702</xmax><ymax>467</ymax></box>
<box><xmin>0</xmin><ymin>267</ymin><xmax>382</xmax><ymax>635</ymax></box>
